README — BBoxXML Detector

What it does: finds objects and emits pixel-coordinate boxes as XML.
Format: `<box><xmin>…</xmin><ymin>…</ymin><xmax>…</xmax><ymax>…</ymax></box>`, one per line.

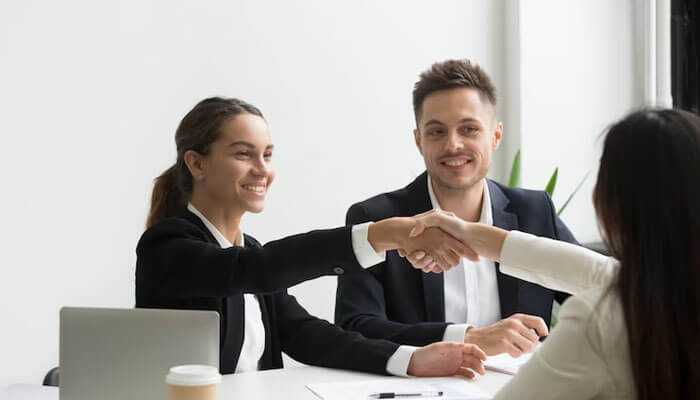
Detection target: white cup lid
<box><xmin>166</xmin><ymin>365</ymin><xmax>222</xmax><ymax>386</ymax></box>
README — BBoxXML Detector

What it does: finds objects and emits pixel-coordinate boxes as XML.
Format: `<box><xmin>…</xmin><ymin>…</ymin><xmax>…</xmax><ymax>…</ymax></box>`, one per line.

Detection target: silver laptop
<box><xmin>60</xmin><ymin>307</ymin><xmax>219</xmax><ymax>400</ymax></box>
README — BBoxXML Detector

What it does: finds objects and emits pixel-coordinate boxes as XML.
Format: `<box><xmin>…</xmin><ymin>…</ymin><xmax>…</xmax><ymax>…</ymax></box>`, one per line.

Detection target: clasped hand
<box><xmin>397</xmin><ymin>209</ymin><xmax>479</xmax><ymax>273</ymax></box>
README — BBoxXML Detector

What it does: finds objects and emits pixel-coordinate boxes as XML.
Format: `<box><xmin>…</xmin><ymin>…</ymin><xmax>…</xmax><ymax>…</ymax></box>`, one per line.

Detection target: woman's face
<box><xmin>197</xmin><ymin>113</ymin><xmax>275</xmax><ymax>213</ymax></box>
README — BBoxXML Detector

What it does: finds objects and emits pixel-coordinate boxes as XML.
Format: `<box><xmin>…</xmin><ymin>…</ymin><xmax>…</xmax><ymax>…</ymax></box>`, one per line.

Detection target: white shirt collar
<box><xmin>427</xmin><ymin>176</ymin><xmax>493</xmax><ymax>225</ymax></box>
<box><xmin>187</xmin><ymin>202</ymin><xmax>244</xmax><ymax>249</ymax></box>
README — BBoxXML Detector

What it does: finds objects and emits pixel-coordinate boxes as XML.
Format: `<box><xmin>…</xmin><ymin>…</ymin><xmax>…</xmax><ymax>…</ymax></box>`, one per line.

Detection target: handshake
<box><xmin>367</xmin><ymin>210</ymin><xmax>548</xmax><ymax>378</ymax></box>
<box><xmin>368</xmin><ymin>209</ymin><xmax>508</xmax><ymax>273</ymax></box>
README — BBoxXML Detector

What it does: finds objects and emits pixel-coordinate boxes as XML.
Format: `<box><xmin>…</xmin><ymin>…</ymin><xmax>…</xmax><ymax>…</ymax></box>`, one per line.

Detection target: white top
<box><xmin>187</xmin><ymin>203</ymin><xmax>414</xmax><ymax>376</ymax></box>
<box><xmin>428</xmin><ymin>177</ymin><xmax>501</xmax><ymax>333</ymax></box>
<box><xmin>493</xmin><ymin>231</ymin><xmax>633</xmax><ymax>400</ymax></box>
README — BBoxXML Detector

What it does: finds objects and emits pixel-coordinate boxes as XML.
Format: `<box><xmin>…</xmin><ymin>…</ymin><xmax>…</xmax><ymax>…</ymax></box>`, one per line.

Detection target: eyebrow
<box><xmin>228</xmin><ymin>141</ymin><xmax>274</xmax><ymax>150</ymax></box>
<box><xmin>423</xmin><ymin>117</ymin><xmax>482</xmax><ymax>128</ymax></box>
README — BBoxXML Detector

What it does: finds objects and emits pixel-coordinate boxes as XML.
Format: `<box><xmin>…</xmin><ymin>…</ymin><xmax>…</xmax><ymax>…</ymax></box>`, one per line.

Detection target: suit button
<box><xmin>333</xmin><ymin>267</ymin><xmax>345</xmax><ymax>275</ymax></box>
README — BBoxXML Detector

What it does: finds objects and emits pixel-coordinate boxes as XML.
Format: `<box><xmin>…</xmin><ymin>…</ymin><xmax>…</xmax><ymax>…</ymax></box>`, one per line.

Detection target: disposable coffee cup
<box><xmin>166</xmin><ymin>365</ymin><xmax>222</xmax><ymax>400</ymax></box>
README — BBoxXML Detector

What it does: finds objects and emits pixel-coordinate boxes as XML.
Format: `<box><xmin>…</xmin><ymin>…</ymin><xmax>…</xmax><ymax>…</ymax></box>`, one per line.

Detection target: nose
<box><xmin>251</xmin><ymin>156</ymin><xmax>270</xmax><ymax>177</ymax></box>
<box><xmin>444</xmin><ymin>130</ymin><xmax>464</xmax><ymax>153</ymax></box>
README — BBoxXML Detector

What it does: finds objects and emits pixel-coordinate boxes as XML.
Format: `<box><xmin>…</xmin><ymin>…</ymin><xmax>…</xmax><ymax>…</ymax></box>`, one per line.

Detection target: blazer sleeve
<box><xmin>499</xmin><ymin>230</ymin><xmax>618</xmax><ymax>295</ymax></box>
<box><xmin>136</xmin><ymin>218</ymin><xmax>363</xmax><ymax>299</ymax></box>
<box><xmin>334</xmin><ymin>203</ymin><xmax>450</xmax><ymax>346</ymax></box>
<box><xmin>275</xmin><ymin>291</ymin><xmax>399</xmax><ymax>375</ymax></box>
<box><xmin>493</xmin><ymin>294</ymin><xmax>608</xmax><ymax>400</ymax></box>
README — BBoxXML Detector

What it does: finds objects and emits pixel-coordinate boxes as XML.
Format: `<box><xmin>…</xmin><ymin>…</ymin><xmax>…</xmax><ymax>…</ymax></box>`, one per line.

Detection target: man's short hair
<box><xmin>412</xmin><ymin>59</ymin><xmax>497</xmax><ymax>123</ymax></box>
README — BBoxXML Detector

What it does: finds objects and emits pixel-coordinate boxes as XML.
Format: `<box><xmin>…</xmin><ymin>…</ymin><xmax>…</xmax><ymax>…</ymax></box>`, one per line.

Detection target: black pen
<box><xmin>369</xmin><ymin>391</ymin><xmax>443</xmax><ymax>399</ymax></box>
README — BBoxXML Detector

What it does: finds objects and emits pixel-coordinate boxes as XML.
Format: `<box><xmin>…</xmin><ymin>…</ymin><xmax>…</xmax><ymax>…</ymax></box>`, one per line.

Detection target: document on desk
<box><xmin>306</xmin><ymin>377</ymin><xmax>490</xmax><ymax>400</ymax></box>
<box><xmin>484</xmin><ymin>350</ymin><xmax>535</xmax><ymax>375</ymax></box>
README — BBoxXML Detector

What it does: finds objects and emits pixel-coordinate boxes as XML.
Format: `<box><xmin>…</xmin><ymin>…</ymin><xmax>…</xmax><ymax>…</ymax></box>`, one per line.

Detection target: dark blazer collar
<box><xmin>486</xmin><ymin>180</ymin><xmax>521</xmax><ymax>318</ymax></box>
<box><xmin>401</xmin><ymin>172</ymin><xmax>444</xmax><ymax>321</ymax></box>
<box><xmin>179</xmin><ymin>208</ymin><xmax>219</xmax><ymax>245</ymax></box>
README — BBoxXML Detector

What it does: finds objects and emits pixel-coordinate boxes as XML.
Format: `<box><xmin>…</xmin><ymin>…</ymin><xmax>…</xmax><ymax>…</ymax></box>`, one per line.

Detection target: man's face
<box><xmin>414</xmin><ymin>87</ymin><xmax>502</xmax><ymax>191</ymax></box>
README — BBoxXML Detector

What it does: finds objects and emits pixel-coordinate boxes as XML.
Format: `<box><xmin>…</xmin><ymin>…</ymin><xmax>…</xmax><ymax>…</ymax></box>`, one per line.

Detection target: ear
<box><xmin>414</xmin><ymin>128</ymin><xmax>424</xmax><ymax>155</ymax></box>
<box><xmin>492</xmin><ymin>122</ymin><xmax>503</xmax><ymax>151</ymax></box>
<box><xmin>183</xmin><ymin>150</ymin><xmax>206</xmax><ymax>181</ymax></box>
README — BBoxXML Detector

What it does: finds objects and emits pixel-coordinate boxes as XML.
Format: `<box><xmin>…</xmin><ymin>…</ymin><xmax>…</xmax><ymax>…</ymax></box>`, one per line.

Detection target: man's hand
<box><xmin>407</xmin><ymin>342</ymin><xmax>486</xmax><ymax>379</ymax></box>
<box><xmin>397</xmin><ymin>227</ymin><xmax>476</xmax><ymax>272</ymax></box>
<box><xmin>464</xmin><ymin>314</ymin><xmax>549</xmax><ymax>357</ymax></box>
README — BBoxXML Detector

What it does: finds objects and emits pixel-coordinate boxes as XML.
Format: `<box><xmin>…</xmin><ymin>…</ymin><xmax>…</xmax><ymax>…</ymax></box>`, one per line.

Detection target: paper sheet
<box><xmin>306</xmin><ymin>377</ymin><xmax>490</xmax><ymax>400</ymax></box>
<box><xmin>484</xmin><ymin>350</ymin><xmax>534</xmax><ymax>375</ymax></box>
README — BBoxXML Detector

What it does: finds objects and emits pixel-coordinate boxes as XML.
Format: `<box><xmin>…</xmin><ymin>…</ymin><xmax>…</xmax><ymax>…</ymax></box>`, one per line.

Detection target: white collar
<box><xmin>187</xmin><ymin>202</ymin><xmax>244</xmax><ymax>249</ymax></box>
<box><xmin>427</xmin><ymin>176</ymin><xmax>493</xmax><ymax>225</ymax></box>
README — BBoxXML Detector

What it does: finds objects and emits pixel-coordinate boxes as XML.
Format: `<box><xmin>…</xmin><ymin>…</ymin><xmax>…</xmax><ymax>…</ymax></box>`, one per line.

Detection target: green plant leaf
<box><xmin>545</xmin><ymin>167</ymin><xmax>558</xmax><ymax>196</ymax></box>
<box><xmin>507</xmin><ymin>149</ymin><xmax>521</xmax><ymax>188</ymax></box>
<box><xmin>557</xmin><ymin>170</ymin><xmax>591</xmax><ymax>216</ymax></box>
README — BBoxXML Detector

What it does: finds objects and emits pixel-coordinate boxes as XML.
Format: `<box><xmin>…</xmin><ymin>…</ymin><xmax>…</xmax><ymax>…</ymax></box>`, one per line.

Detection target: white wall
<box><xmin>509</xmin><ymin>0</ymin><xmax>642</xmax><ymax>243</ymax></box>
<box><xmin>0</xmin><ymin>0</ymin><xmax>508</xmax><ymax>386</ymax></box>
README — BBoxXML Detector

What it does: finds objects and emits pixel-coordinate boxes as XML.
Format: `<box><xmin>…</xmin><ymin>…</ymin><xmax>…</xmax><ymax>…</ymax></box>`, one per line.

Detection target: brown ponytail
<box><xmin>146</xmin><ymin>164</ymin><xmax>182</xmax><ymax>228</ymax></box>
<box><xmin>145</xmin><ymin>97</ymin><xmax>264</xmax><ymax>229</ymax></box>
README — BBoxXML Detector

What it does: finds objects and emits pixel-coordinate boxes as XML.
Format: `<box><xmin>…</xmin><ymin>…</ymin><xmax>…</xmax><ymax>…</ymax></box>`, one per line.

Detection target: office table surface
<box><xmin>3</xmin><ymin>365</ymin><xmax>514</xmax><ymax>399</ymax></box>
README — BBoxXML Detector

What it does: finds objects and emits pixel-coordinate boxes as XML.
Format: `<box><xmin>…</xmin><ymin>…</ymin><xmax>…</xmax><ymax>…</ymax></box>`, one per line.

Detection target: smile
<box><xmin>440</xmin><ymin>156</ymin><xmax>474</xmax><ymax>168</ymax></box>
<box><xmin>242</xmin><ymin>184</ymin><xmax>266</xmax><ymax>194</ymax></box>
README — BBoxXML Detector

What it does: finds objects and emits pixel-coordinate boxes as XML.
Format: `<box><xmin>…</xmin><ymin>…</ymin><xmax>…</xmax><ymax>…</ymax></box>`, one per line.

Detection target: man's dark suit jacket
<box><xmin>136</xmin><ymin>209</ymin><xmax>399</xmax><ymax>375</ymax></box>
<box><xmin>335</xmin><ymin>172</ymin><xmax>577</xmax><ymax>347</ymax></box>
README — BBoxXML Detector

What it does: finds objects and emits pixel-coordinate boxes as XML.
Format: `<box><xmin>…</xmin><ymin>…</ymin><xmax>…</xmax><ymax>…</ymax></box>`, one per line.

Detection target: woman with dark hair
<box><xmin>409</xmin><ymin>109</ymin><xmax>700</xmax><ymax>399</ymax></box>
<box><xmin>135</xmin><ymin>97</ymin><xmax>487</xmax><ymax>377</ymax></box>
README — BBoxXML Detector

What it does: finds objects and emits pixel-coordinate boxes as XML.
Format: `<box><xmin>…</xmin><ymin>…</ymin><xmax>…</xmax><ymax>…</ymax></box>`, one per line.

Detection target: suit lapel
<box><xmin>488</xmin><ymin>180</ymin><xmax>521</xmax><ymax>318</ymax></box>
<box><xmin>402</xmin><ymin>173</ymin><xmax>446</xmax><ymax>322</ymax></box>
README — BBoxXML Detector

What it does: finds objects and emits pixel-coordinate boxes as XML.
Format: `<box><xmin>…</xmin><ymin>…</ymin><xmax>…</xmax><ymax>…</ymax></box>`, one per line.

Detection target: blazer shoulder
<box><xmin>137</xmin><ymin>217</ymin><xmax>210</xmax><ymax>252</ymax></box>
<box><xmin>347</xmin><ymin>183</ymin><xmax>417</xmax><ymax>222</ymax></box>
<box><xmin>491</xmin><ymin>180</ymin><xmax>553</xmax><ymax>214</ymax></box>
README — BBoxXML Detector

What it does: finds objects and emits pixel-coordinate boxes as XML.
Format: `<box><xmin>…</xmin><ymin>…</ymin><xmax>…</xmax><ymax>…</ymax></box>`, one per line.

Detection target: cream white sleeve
<box><xmin>499</xmin><ymin>231</ymin><xmax>618</xmax><ymax>295</ymax></box>
<box><xmin>493</xmin><ymin>295</ymin><xmax>607</xmax><ymax>400</ymax></box>
<box><xmin>351</xmin><ymin>222</ymin><xmax>387</xmax><ymax>268</ymax></box>
<box><xmin>385</xmin><ymin>345</ymin><xmax>418</xmax><ymax>377</ymax></box>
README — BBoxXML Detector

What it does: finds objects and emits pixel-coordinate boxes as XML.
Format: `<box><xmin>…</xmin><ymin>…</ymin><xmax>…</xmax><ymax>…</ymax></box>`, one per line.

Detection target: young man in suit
<box><xmin>335</xmin><ymin>59</ymin><xmax>578</xmax><ymax>357</ymax></box>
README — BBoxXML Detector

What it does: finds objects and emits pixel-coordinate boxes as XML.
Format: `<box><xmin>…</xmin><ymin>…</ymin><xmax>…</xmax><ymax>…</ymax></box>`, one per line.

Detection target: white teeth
<box><xmin>242</xmin><ymin>185</ymin><xmax>266</xmax><ymax>193</ymax></box>
<box><xmin>443</xmin><ymin>159</ymin><xmax>467</xmax><ymax>167</ymax></box>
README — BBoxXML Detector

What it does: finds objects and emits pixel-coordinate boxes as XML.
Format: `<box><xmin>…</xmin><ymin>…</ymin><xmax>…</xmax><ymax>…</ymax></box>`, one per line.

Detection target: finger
<box><xmin>458</xmin><ymin>367</ymin><xmax>476</xmax><ymax>379</ymax></box>
<box><xmin>443</xmin><ymin>249</ymin><xmax>461</xmax><ymax>267</ymax></box>
<box><xmin>508</xmin><ymin>329</ymin><xmax>537</xmax><ymax>354</ymax></box>
<box><xmin>503</xmin><ymin>340</ymin><xmax>525</xmax><ymax>358</ymax></box>
<box><xmin>441</xmin><ymin>232</ymin><xmax>478</xmax><ymax>261</ymax></box>
<box><xmin>514</xmin><ymin>314</ymin><xmax>549</xmax><ymax>337</ymax></box>
<box><xmin>519</xmin><ymin>328</ymin><xmax>539</xmax><ymax>344</ymax></box>
<box><xmin>409</xmin><ymin>221</ymin><xmax>426</xmax><ymax>238</ymax></box>
<box><xmin>398</xmin><ymin>248</ymin><xmax>406</xmax><ymax>257</ymax></box>
<box><xmin>419</xmin><ymin>257</ymin><xmax>435</xmax><ymax>273</ymax></box>
<box><xmin>463</xmin><ymin>344</ymin><xmax>487</xmax><ymax>362</ymax></box>
<box><xmin>415</xmin><ymin>255</ymin><xmax>433</xmax><ymax>271</ymax></box>
<box><xmin>462</xmin><ymin>355</ymin><xmax>486</xmax><ymax>375</ymax></box>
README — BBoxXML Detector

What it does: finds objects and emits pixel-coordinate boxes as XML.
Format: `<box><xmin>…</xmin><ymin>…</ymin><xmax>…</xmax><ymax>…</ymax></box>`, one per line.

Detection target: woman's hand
<box><xmin>402</xmin><ymin>210</ymin><xmax>509</xmax><ymax>273</ymax></box>
<box><xmin>367</xmin><ymin>217</ymin><xmax>476</xmax><ymax>271</ymax></box>
<box><xmin>408</xmin><ymin>342</ymin><xmax>487</xmax><ymax>379</ymax></box>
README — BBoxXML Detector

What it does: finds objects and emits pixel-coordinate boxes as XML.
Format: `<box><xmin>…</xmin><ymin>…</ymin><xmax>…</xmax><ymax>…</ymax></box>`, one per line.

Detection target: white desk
<box><xmin>3</xmin><ymin>366</ymin><xmax>513</xmax><ymax>399</ymax></box>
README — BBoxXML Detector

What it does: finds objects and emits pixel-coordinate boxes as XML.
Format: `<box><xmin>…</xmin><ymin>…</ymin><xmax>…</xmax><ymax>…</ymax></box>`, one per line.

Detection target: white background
<box><xmin>0</xmin><ymin>0</ymin><xmax>641</xmax><ymax>386</ymax></box>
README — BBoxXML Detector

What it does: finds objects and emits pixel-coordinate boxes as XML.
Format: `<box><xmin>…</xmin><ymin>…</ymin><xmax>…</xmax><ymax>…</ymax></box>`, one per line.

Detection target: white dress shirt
<box><xmin>187</xmin><ymin>203</ymin><xmax>414</xmax><ymax>376</ymax></box>
<box><xmin>428</xmin><ymin>177</ymin><xmax>501</xmax><ymax>341</ymax></box>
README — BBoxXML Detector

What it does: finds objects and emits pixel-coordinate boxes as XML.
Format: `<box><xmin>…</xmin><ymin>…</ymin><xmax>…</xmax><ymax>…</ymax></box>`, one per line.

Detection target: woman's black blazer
<box><xmin>135</xmin><ymin>209</ymin><xmax>399</xmax><ymax>374</ymax></box>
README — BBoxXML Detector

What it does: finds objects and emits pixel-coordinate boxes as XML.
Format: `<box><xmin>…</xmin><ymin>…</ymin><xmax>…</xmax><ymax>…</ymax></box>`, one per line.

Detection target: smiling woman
<box><xmin>134</xmin><ymin>97</ymin><xmax>487</xmax><ymax>377</ymax></box>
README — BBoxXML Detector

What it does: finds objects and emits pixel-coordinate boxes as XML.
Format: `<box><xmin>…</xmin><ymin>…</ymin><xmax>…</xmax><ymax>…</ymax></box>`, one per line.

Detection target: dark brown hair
<box><xmin>593</xmin><ymin>108</ymin><xmax>700</xmax><ymax>399</ymax></box>
<box><xmin>146</xmin><ymin>97</ymin><xmax>264</xmax><ymax>228</ymax></box>
<box><xmin>412</xmin><ymin>59</ymin><xmax>496</xmax><ymax>123</ymax></box>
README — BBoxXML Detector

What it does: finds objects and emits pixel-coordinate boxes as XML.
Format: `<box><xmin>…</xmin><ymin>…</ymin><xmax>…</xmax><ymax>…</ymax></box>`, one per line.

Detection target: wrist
<box><xmin>367</xmin><ymin>217</ymin><xmax>412</xmax><ymax>252</ymax></box>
